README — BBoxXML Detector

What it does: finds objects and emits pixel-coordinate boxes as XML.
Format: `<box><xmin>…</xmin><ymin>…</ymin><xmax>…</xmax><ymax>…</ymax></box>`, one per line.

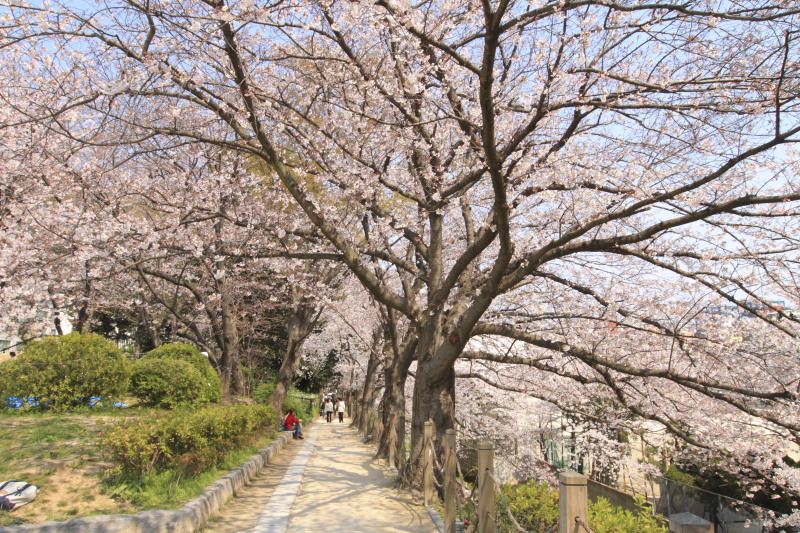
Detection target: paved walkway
<box><xmin>207</xmin><ymin>418</ymin><xmax>439</xmax><ymax>533</ymax></box>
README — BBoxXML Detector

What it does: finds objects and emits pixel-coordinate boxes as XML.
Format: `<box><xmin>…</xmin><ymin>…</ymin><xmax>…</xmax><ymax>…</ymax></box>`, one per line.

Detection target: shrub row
<box><xmin>0</xmin><ymin>333</ymin><xmax>222</xmax><ymax>411</ymax></box>
<box><xmin>102</xmin><ymin>404</ymin><xmax>277</xmax><ymax>476</ymax></box>
<box><xmin>465</xmin><ymin>479</ymin><xmax>668</xmax><ymax>533</ymax></box>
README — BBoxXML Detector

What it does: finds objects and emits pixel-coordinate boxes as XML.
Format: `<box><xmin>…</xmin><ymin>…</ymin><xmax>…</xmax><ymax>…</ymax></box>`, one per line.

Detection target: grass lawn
<box><xmin>0</xmin><ymin>406</ymin><xmax>278</xmax><ymax>528</ymax></box>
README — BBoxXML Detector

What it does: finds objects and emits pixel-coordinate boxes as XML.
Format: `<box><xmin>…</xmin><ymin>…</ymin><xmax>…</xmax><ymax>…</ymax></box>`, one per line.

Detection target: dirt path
<box><xmin>209</xmin><ymin>418</ymin><xmax>438</xmax><ymax>533</ymax></box>
<box><xmin>202</xmin><ymin>434</ymin><xmax>306</xmax><ymax>532</ymax></box>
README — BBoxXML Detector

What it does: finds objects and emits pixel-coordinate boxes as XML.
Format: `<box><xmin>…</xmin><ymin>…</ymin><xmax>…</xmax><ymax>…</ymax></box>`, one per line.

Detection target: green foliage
<box><xmin>101</xmin><ymin>441</ymin><xmax>271</xmax><ymax>510</ymax></box>
<box><xmin>283</xmin><ymin>391</ymin><xmax>315</xmax><ymax>421</ymax></box>
<box><xmin>252</xmin><ymin>381</ymin><xmax>315</xmax><ymax>421</ymax></box>
<box><xmin>495</xmin><ymin>480</ymin><xmax>559</xmax><ymax>533</ymax></box>
<box><xmin>102</xmin><ymin>404</ymin><xmax>277</xmax><ymax>476</ymax></box>
<box><xmin>665</xmin><ymin>465</ymin><xmax>700</xmax><ymax>487</ymax></box>
<box><xmin>0</xmin><ymin>333</ymin><xmax>129</xmax><ymax>411</ymax></box>
<box><xmin>589</xmin><ymin>496</ymin><xmax>669</xmax><ymax>533</ymax></box>
<box><xmin>294</xmin><ymin>348</ymin><xmax>341</xmax><ymax>393</ymax></box>
<box><xmin>130</xmin><ymin>359</ymin><xmax>207</xmax><ymax>409</ymax></box>
<box><xmin>462</xmin><ymin>481</ymin><xmax>667</xmax><ymax>533</ymax></box>
<box><xmin>143</xmin><ymin>343</ymin><xmax>221</xmax><ymax>403</ymax></box>
<box><xmin>252</xmin><ymin>380</ymin><xmax>277</xmax><ymax>405</ymax></box>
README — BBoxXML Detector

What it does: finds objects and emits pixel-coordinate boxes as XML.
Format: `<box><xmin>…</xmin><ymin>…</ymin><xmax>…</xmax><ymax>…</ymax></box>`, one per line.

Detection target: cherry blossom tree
<box><xmin>2</xmin><ymin>0</ymin><xmax>800</xmax><ymax>506</ymax></box>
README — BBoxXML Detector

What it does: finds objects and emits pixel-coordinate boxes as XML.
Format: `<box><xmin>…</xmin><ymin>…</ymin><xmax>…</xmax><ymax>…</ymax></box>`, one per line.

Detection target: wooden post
<box><xmin>424</xmin><ymin>420</ymin><xmax>435</xmax><ymax>506</ymax></box>
<box><xmin>478</xmin><ymin>441</ymin><xmax>495</xmax><ymax>533</ymax></box>
<box><xmin>559</xmin><ymin>471</ymin><xmax>588</xmax><ymax>533</ymax></box>
<box><xmin>444</xmin><ymin>429</ymin><xmax>457</xmax><ymax>533</ymax></box>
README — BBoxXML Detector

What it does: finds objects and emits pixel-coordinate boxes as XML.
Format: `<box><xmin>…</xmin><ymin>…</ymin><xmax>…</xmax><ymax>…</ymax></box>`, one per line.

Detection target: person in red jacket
<box><xmin>283</xmin><ymin>409</ymin><xmax>304</xmax><ymax>439</ymax></box>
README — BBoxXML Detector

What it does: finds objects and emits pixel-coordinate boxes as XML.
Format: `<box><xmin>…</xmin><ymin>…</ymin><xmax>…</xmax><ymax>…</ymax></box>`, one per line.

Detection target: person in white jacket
<box><xmin>336</xmin><ymin>398</ymin><xmax>346</xmax><ymax>422</ymax></box>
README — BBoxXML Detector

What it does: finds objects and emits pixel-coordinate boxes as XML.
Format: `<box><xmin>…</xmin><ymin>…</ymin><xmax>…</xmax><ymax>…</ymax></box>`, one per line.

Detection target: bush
<box><xmin>102</xmin><ymin>404</ymin><xmax>277</xmax><ymax>475</ymax></box>
<box><xmin>1</xmin><ymin>332</ymin><xmax>129</xmax><ymax>411</ymax></box>
<box><xmin>252</xmin><ymin>381</ymin><xmax>276</xmax><ymax>405</ymax></box>
<box><xmin>495</xmin><ymin>480</ymin><xmax>559</xmax><ymax>533</ymax></box>
<box><xmin>464</xmin><ymin>480</ymin><xmax>668</xmax><ymax>533</ymax></box>
<box><xmin>252</xmin><ymin>382</ymin><xmax>315</xmax><ymax>421</ymax></box>
<box><xmin>283</xmin><ymin>392</ymin><xmax>315</xmax><ymax>421</ymax></box>
<box><xmin>143</xmin><ymin>343</ymin><xmax>221</xmax><ymax>403</ymax></box>
<box><xmin>130</xmin><ymin>359</ymin><xmax>206</xmax><ymax>409</ymax></box>
<box><xmin>589</xmin><ymin>496</ymin><xmax>668</xmax><ymax>533</ymax></box>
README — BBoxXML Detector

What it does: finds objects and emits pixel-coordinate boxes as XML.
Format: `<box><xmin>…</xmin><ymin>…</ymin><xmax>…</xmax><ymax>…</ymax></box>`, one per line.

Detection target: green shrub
<box><xmin>130</xmin><ymin>359</ymin><xmax>206</xmax><ymax>409</ymax></box>
<box><xmin>2</xmin><ymin>333</ymin><xmax>129</xmax><ymax>411</ymax></box>
<box><xmin>589</xmin><ymin>496</ymin><xmax>668</xmax><ymax>533</ymax></box>
<box><xmin>252</xmin><ymin>382</ymin><xmax>315</xmax><ymax>421</ymax></box>
<box><xmin>495</xmin><ymin>480</ymin><xmax>559</xmax><ymax>533</ymax></box>
<box><xmin>464</xmin><ymin>480</ymin><xmax>667</xmax><ymax>533</ymax></box>
<box><xmin>102</xmin><ymin>404</ymin><xmax>277</xmax><ymax>475</ymax></box>
<box><xmin>143</xmin><ymin>343</ymin><xmax>221</xmax><ymax>403</ymax></box>
<box><xmin>283</xmin><ymin>392</ymin><xmax>315</xmax><ymax>421</ymax></box>
<box><xmin>252</xmin><ymin>381</ymin><xmax>276</xmax><ymax>405</ymax></box>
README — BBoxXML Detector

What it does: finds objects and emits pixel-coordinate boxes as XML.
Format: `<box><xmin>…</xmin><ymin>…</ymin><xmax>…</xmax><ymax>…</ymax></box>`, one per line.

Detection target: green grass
<box><xmin>1</xmin><ymin>404</ymin><xmax>278</xmax><ymax>526</ymax></box>
<box><xmin>0</xmin><ymin>413</ymin><xmax>103</xmax><ymax>477</ymax></box>
<box><xmin>100</xmin><ymin>434</ymin><xmax>276</xmax><ymax>509</ymax></box>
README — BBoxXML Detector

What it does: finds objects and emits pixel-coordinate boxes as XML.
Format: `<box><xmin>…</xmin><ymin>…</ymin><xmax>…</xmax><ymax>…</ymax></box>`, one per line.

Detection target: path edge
<box><xmin>0</xmin><ymin>431</ymin><xmax>297</xmax><ymax>533</ymax></box>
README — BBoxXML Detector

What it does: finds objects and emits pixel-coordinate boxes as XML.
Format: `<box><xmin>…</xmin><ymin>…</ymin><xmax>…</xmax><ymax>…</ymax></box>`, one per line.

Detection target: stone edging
<box><xmin>0</xmin><ymin>431</ymin><xmax>295</xmax><ymax>533</ymax></box>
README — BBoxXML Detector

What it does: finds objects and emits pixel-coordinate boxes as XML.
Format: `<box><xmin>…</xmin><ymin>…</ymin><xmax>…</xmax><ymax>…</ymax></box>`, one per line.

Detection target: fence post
<box><xmin>424</xmin><ymin>420</ymin><xmax>435</xmax><ymax>506</ymax></box>
<box><xmin>559</xmin><ymin>471</ymin><xmax>588</xmax><ymax>533</ymax></box>
<box><xmin>444</xmin><ymin>429</ymin><xmax>457</xmax><ymax>533</ymax></box>
<box><xmin>478</xmin><ymin>441</ymin><xmax>496</xmax><ymax>533</ymax></box>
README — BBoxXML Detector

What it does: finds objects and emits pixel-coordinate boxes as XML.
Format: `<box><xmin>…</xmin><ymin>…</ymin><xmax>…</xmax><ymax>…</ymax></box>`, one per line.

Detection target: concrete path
<box><xmin>207</xmin><ymin>418</ymin><xmax>439</xmax><ymax>533</ymax></box>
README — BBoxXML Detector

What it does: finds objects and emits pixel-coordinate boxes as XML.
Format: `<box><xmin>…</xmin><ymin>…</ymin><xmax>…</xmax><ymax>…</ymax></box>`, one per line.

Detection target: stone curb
<box><xmin>0</xmin><ymin>431</ymin><xmax>295</xmax><ymax>533</ymax></box>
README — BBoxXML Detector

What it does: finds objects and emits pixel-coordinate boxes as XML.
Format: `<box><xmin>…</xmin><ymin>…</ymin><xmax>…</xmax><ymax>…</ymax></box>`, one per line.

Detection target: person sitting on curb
<box><xmin>283</xmin><ymin>408</ymin><xmax>304</xmax><ymax>439</ymax></box>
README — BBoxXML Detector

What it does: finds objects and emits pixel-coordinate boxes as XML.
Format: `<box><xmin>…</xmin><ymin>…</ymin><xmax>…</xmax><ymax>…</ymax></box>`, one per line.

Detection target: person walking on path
<box><xmin>337</xmin><ymin>398</ymin><xmax>346</xmax><ymax>422</ymax></box>
<box><xmin>230</xmin><ymin>416</ymin><xmax>439</xmax><ymax>533</ymax></box>
<box><xmin>324</xmin><ymin>398</ymin><xmax>334</xmax><ymax>423</ymax></box>
<box><xmin>282</xmin><ymin>408</ymin><xmax>304</xmax><ymax>439</ymax></box>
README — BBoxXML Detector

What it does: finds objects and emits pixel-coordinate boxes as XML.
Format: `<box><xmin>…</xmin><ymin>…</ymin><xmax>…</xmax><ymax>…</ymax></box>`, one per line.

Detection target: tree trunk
<box><xmin>219</xmin><ymin>278</ymin><xmax>246</xmax><ymax>397</ymax></box>
<box><xmin>138</xmin><ymin>302</ymin><xmax>161</xmax><ymax>349</ymax></box>
<box><xmin>75</xmin><ymin>261</ymin><xmax>93</xmax><ymax>333</ymax></box>
<box><xmin>409</xmin><ymin>357</ymin><xmax>456</xmax><ymax>478</ymax></box>
<box><xmin>376</xmin><ymin>334</ymin><xmax>417</xmax><ymax>465</ymax></box>
<box><xmin>270</xmin><ymin>290</ymin><xmax>319</xmax><ymax>416</ymax></box>
<box><xmin>47</xmin><ymin>287</ymin><xmax>64</xmax><ymax>335</ymax></box>
<box><xmin>355</xmin><ymin>327</ymin><xmax>383</xmax><ymax>431</ymax></box>
<box><xmin>406</xmin><ymin>317</ymin><xmax>460</xmax><ymax>485</ymax></box>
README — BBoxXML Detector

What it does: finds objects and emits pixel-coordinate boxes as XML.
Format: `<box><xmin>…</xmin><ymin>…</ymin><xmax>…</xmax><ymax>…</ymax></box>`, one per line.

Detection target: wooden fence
<box><xmin>345</xmin><ymin>394</ymin><xmax>595</xmax><ymax>533</ymax></box>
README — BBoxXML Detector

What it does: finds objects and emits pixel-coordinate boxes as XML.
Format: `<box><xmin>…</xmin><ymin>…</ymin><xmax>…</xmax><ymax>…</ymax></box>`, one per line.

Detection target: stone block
<box><xmin>669</xmin><ymin>512</ymin><xmax>713</xmax><ymax>533</ymax></box>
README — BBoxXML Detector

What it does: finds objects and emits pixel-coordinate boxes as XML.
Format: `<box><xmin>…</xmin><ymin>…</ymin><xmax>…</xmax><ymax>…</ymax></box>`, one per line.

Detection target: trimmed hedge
<box><xmin>130</xmin><ymin>358</ymin><xmax>206</xmax><ymax>408</ymax></box>
<box><xmin>102</xmin><ymin>404</ymin><xmax>277</xmax><ymax>475</ymax></box>
<box><xmin>143</xmin><ymin>343</ymin><xmax>221</xmax><ymax>403</ymax></box>
<box><xmin>0</xmin><ymin>332</ymin><xmax>129</xmax><ymax>411</ymax></box>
